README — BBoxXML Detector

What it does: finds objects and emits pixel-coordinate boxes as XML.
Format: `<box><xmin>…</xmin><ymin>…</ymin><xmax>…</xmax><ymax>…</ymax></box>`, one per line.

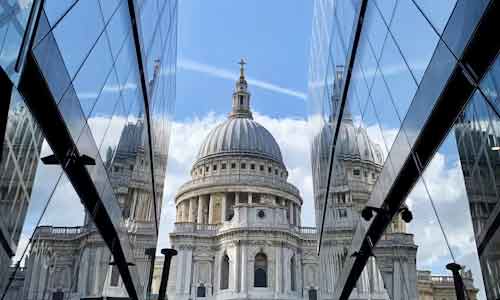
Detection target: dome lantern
<box><xmin>230</xmin><ymin>58</ymin><xmax>252</xmax><ymax>119</ymax></box>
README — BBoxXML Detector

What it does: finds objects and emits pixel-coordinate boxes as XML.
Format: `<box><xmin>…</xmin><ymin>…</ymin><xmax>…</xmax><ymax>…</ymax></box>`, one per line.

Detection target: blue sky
<box><xmin>175</xmin><ymin>0</ymin><xmax>313</xmax><ymax>120</ymax></box>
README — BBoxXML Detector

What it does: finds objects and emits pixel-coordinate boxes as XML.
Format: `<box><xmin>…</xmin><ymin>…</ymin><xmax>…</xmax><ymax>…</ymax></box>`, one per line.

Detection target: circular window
<box><xmin>257</xmin><ymin>210</ymin><xmax>265</xmax><ymax>219</ymax></box>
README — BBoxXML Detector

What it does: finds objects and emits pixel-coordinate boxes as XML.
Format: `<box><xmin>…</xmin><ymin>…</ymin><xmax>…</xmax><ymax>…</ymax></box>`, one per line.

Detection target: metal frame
<box><xmin>126</xmin><ymin>0</ymin><xmax>161</xmax><ymax>235</ymax></box>
<box><xmin>329</xmin><ymin>0</ymin><xmax>500</xmax><ymax>299</ymax></box>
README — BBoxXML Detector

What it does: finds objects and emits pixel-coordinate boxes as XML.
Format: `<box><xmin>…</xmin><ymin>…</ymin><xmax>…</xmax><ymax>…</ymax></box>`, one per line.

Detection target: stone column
<box><xmin>235</xmin><ymin>192</ymin><xmax>240</xmax><ymax>204</ymax></box>
<box><xmin>241</xmin><ymin>243</ymin><xmax>247</xmax><ymax>294</ymax></box>
<box><xmin>235</xmin><ymin>242</ymin><xmax>241</xmax><ymax>292</ymax></box>
<box><xmin>248</xmin><ymin>193</ymin><xmax>252</xmax><ymax>204</ymax></box>
<box><xmin>184</xmin><ymin>248</ymin><xmax>193</xmax><ymax>296</ymax></box>
<box><xmin>175</xmin><ymin>251</ymin><xmax>184</xmax><ymax>295</ymax></box>
<box><xmin>275</xmin><ymin>246</ymin><xmax>282</xmax><ymax>295</ymax></box>
<box><xmin>221</xmin><ymin>193</ymin><xmax>227</xmax><ymax>222</ymax></box>
<box><xmin>289</xmin><ymin>201</ymin><xmax>294</xmax><ymax>225</ymax></box>
<box><xmin>181</xmin><ymin>201</ymin><xmax>187</xmax><ymax>222</ymax></box>
<box><xmin>297</xmin><ymin>205</ymin><xmax>300</xmax><ymax>226</ymax></box>
<box><xmin>193</xmin><ymin>198</ymin><xmax>199</xmax><ymax>222</ymax></box>
<box><xmin>176</xmin><ymin>204</ymin><xmax>180</xmax><ymax>222</ymax></box>
<box><xmin>197</xmin><ymin>196</ymin><xmax>203</xmax><ymax>223</ymax></box>
<box><xmin>208</xmin><ymin>194</ymin><xmax>214</xmax><ymax>224</ymax></box>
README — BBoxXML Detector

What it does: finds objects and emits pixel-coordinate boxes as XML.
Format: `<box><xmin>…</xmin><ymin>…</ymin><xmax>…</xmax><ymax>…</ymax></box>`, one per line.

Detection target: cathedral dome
<box><xmin>195</xmin><ymin>59</ymin><xmax>284</xmax><ymax>165</ymax></box>
<box><xmin>196</xmin><ymin>117</ymin><xmax>283</xmax><ymax>164</ymax></box>
<box><xmin>314</xmin><ymin>116</ymin><xmax>384</xmax><ymax>165</ymax></box>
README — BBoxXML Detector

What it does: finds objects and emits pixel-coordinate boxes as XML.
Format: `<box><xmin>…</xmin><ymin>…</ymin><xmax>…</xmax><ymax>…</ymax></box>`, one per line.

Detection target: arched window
<box><xmin>254</xmin><ymin>252</ymin><xmax>267</xmax><ymax>287</ymax></box>
<box><xmin>290</xmin><ymin>255</ymin><xmax>296</xmax><ymax>291</ymax></box>
<box><xmin>197</xmin><ymin>284</ymin><xmax>206</xmax><ymax>297</ymax></box>
<box><xmin>220</xmin><ymin>254</ymin><xmax>229</xmax><ymax>290</ymax></box>
<box><xmin>308</xmin><ymin>288</ymin><xmax>317</xmax><ymax>300</ymax></box>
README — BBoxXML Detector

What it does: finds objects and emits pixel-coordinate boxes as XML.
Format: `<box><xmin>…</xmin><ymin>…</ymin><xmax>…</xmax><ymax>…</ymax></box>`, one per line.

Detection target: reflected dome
<box><xmin>313</xmin><ymin>116</ymin><xmax>384</xmax><ymax>166</ymax></box>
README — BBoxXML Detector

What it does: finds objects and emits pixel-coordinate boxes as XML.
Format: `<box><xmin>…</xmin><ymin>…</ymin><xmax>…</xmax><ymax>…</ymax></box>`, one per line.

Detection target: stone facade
<box><xmin>167</xmin><ymin>63</ymin><xmax>318</xmax><ymax>300</ymax></box>
<box><xmin>416</xmin><ymin>270</ymin><xmax>479</xmax><ymax>300</ymax></box>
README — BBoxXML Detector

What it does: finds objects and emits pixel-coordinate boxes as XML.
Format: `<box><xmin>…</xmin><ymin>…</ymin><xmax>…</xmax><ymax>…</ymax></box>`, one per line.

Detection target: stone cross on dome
<box><xmin>238</xmin><ymin>58</ymin><xmax>246</xmax><ymax>78</ymax></box>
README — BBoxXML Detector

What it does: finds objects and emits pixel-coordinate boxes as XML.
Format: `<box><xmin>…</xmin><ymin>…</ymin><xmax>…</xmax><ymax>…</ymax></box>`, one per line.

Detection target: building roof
<box><xmin>195</xmin><ymin>60</ymin><xmax>284</xmax><ymax>165</ymax></box>
<box><xmin>196</xmin><ymin>117</ymin><xmax>284</xmax><ymax>164</ymax></box>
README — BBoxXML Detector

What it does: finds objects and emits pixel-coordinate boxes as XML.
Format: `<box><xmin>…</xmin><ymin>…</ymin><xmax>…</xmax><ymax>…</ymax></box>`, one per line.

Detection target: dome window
<box><xmin>274</xmin><ymin>169</ymin><xmax>278</xmax><ymax>175</ymax></box>
<box><xmin>221</xmin><ymin>163</ymin><xmax>227</xmax><ymax>169</ymax></box>
<box><xmin>268</xmin><ymin>167</ymin><xmax>272</xmax><ymax>173</ymax></box>
<box><xmin>260</xmin><ymin>165</ymin><xmax>264</xmax><ymax>171</ymax></box>
<box><xmin>251</xmin><ymin>163</ymin><xmax>255</xmax><ymax>170</ymax></box>
<box><xmin>353</xmin><ymin>169</ymin><xmax>360</xmax><ymax>176</ymax></box>
<box><xmin>213</xmin><ymin>165</ymin><xmax>217</xmax><ymax>171</ymax></box>
<box><xmin>241</xmin><ymin>163</ymin><xmax>246</xmax><ymax>169</ymax></box>
<box><xmin>231</xmin><ymin>163</ymin><xmax>236</xmax><ymax>169</ymax></box>
<box><xmin>205</xmin><ymin>166</ymin><xmax>209</xmax><ymax>172</ymax></box>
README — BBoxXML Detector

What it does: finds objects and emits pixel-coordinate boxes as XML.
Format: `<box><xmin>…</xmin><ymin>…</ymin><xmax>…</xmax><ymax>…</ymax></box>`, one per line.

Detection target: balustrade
<box><xmin>173</xmin><ymin>222</ymin><xmax>318</xmax><ymax>240</ymax></box>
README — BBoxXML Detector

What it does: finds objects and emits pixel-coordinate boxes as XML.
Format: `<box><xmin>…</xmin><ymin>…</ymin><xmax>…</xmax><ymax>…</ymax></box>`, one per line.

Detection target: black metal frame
<box><xmin>332</xmin><ymin>0</ymin><xmax>500</xmax><ymax>299</ymax></box>
<box><xmin>126</xmin><ymin>0</ymin><xmax>160</xmax><ymax>235</ymax></box>
<box><xmin>317</xmin><ymin>0</ymin><xmax>369</xmax><ymax>254</ymax></box>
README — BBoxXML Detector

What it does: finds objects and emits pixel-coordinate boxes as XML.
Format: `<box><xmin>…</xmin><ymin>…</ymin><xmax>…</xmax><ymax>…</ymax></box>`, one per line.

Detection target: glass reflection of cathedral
<box><xmin>311</xmin><ymin>68</ymin><xmax>415</xmax><ymax>300</ymax></box>
<box><xmin>18</xmin><ymin>118</ymin><xmax>166</xmax><ymax>300</ymax></box>
<box><xmin>310</xmin><ymin>67</ymin><xmax>479</xmax><ymax>300</ymax></box>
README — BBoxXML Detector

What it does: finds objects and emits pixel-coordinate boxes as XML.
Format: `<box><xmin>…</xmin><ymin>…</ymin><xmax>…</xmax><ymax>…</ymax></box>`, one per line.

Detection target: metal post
<box><xmin>446</xmin><ymin>262</ymin><xmax>467</xmax><ymax>300</ymax></box>
<box><xmin>144</xmin><ymin>248</ymin><xmax>156</xmax><ymax>300</ymax></box>
<box><xmin>158</xmin><ymin>248</ymin><xmax>177</xmax><ymax>300</ymax></box>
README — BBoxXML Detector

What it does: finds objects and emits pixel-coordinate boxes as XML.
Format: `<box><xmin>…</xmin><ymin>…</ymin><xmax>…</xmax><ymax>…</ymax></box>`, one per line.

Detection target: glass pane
<box><xmin>87</xmin><ymin>70</ymin><xmax>121</xmax><ymax>147</ymax></box>
<box><xmin>102</xmin><ymin>0</ymin><xmax>131</xmax><ymax>60</ymax></box>
<box><xmin>0</xmin><ymin>0</ymin><xmax>34</xmax><ymax>80</ymax></box>
<box><xmin>72</xmin><ymin>31</ymin><xmax>114</xmax><ymax>117</ymax></box>
<box><xmin>413</xmin><ymin>0</ymin><xmax>456</xmax><ymax>34</ymax></box>
<box><xmin>378</xmin><ymin>32</ymin><xmax>417</xmax><ymax>122</ymax></box>
<box><xmin>389</xmin><ymin>0</ymin><xmax>439</xmax><ymax>82</ymax></box>
<box><xmin>51</xmin><ymin>0</ymin><xmax>104</xmax><ymax>79</ymax></box>
<box><xmin>43</xmin><ymin>0</ymin><xmax>78</xmax><ymax>26</ymax></box>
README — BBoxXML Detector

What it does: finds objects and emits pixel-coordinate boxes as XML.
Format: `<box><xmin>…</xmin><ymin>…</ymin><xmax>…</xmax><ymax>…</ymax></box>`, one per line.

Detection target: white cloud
<box><xmin>178</xmin><ymin>58</ymin><xmax>307</xmax><ymax>100</ymax></box>
<box><xmin>157</xmin><ymin>112</ymin><xmax>315</xmax><ymax>251</ymax></box>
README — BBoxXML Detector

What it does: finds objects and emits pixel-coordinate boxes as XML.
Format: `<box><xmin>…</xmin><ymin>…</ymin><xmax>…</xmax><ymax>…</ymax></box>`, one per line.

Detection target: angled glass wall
<box><xmin>309</xmin><ymin>0</ymin><xmax>498</xmax><ymax>299</ymax></box>
<box><xmin>0</xmin><ymin>1</ymin><xmax>178</xmax><ymax>300</ymax></box>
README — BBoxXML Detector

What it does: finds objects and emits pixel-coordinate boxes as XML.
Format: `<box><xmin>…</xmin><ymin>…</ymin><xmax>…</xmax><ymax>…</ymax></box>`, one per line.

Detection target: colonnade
<box><xmin>175</xmin><ymin>192</ymin><xmax>301</xmax><ymax>226</ymax></box>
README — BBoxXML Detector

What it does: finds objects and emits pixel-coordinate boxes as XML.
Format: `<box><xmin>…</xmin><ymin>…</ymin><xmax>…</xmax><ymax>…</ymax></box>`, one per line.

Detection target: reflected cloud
<box><xmin>77</xmin><ymin>82</ymin><xmax>138</xmax><ymax>100</ymax></box>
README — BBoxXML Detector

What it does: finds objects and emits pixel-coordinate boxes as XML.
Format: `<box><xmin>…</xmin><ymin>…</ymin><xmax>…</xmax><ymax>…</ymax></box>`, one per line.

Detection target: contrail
<box><xmin>178</xmin><ymin>58</ymin><xmax>307</xmax><ymax>100</ymax></box>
